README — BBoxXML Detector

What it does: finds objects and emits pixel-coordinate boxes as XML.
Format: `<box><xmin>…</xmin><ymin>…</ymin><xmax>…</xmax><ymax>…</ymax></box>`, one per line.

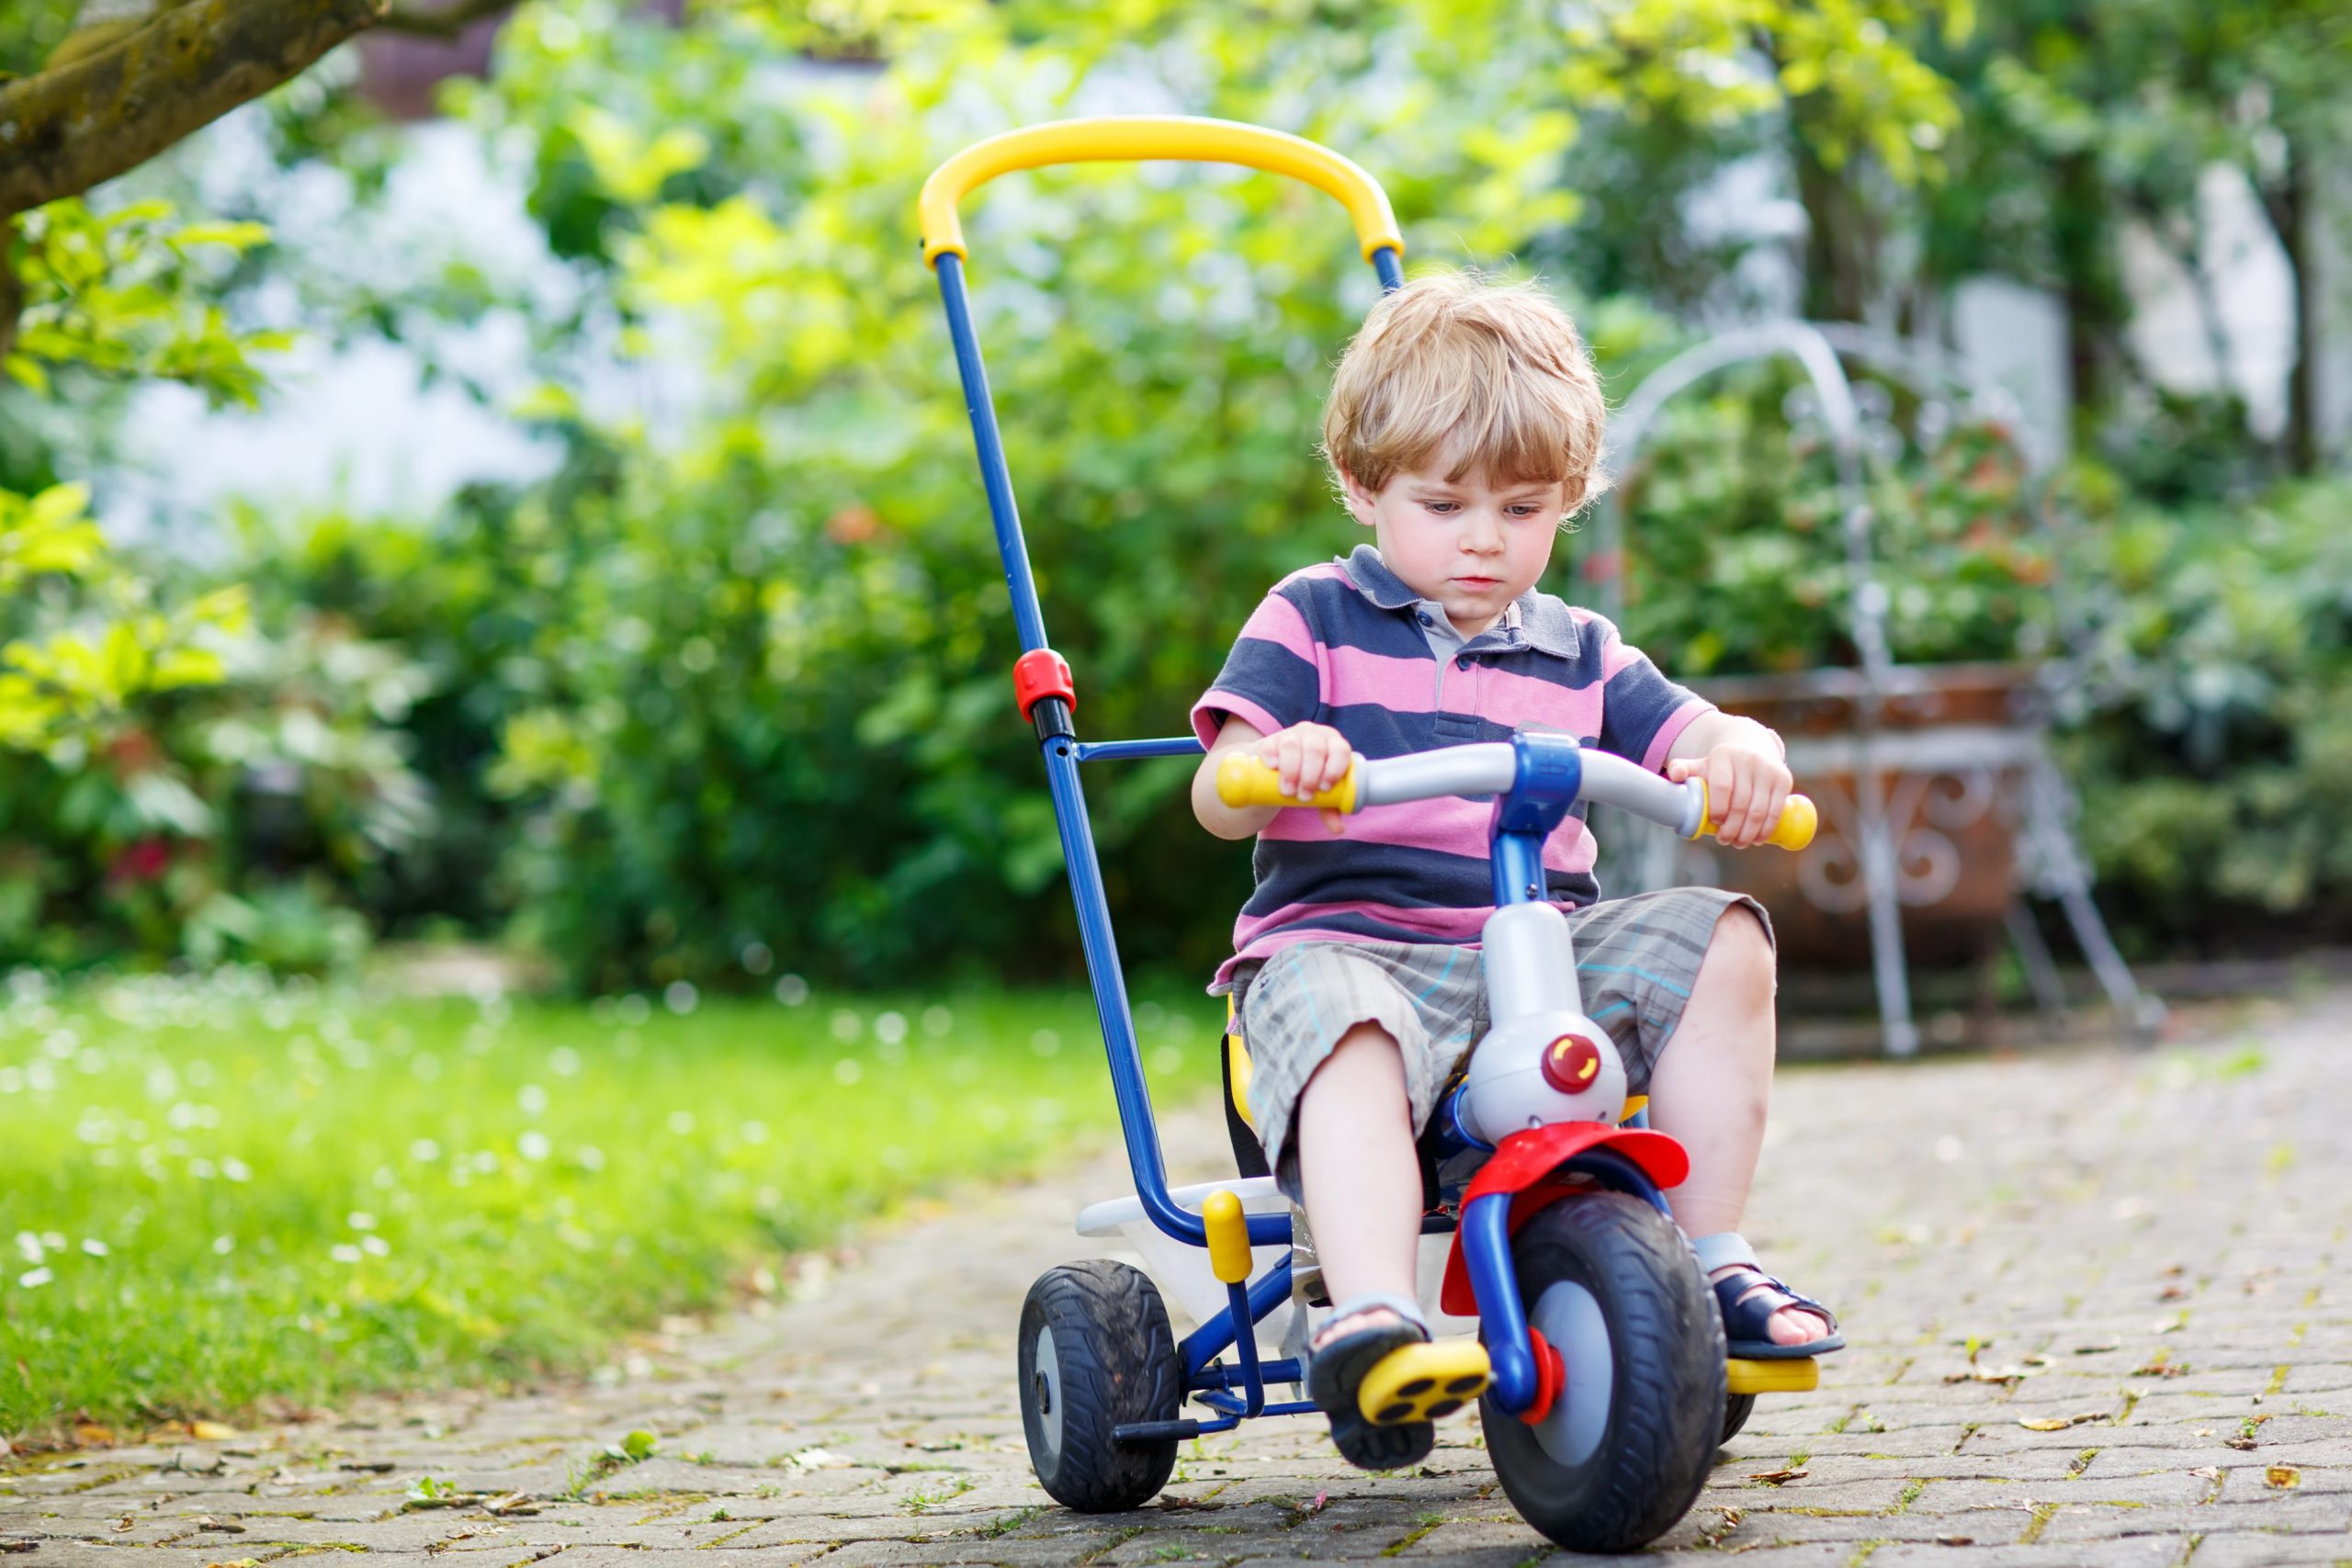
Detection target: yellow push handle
<box><xmin>919</xmin><ymin>116</ymin><xmax>1404</xmax><ymax>268</ymax></box>
<box><xmin>1691</xmin><ymin>784</ymin><xmax>1817</xmax><ymax>852</ymax></box>
<box><xmin>1215</xmin><ymin>752</ymin><xmax>1361</xmax><ymax>815</ymax></box>
<box><xmin>1202</xmin><ymin>1189</ymin><xmax>1253</xmax><ymax>1286</ymax></box>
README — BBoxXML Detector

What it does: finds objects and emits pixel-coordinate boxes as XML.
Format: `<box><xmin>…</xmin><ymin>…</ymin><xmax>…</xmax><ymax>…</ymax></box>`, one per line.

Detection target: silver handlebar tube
<box><xmin>1353</xmin><ymin>743</ymin><xmax>1517</xmax><ymax>807</ymax></box>
<box><xmin>1353</xmin><ymin>741</ymin><xmax>1704</xmax><ymax>838</ymax></box>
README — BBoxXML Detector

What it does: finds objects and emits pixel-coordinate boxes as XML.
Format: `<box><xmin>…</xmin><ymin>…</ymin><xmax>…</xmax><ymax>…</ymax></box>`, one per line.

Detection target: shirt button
<box><xmin>1457</xmin><ymin>655</ymin><xmax>1473</xmax><ymax>671</ymax></box>
<box><xmin>1417</xmin><ymin>612</ymin><xmax>1433</xmax><ymax>626</ymax></box>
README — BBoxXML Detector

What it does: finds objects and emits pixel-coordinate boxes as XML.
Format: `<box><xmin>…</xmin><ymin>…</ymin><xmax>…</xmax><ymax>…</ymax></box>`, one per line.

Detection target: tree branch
<box><xmin>374</xmin><ymin>0</ymin><xmax>517</xmax><ymax>41</ymax></box>
<box><xmin>0</xmin><ymin>0</ymin><xmax>388</xmax><ymax>220</ymax></box>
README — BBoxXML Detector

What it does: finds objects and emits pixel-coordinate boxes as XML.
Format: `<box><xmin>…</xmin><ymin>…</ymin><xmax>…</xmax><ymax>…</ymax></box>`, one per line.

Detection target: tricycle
<box><xmin>919</xmin><ymin>115</ymin><xmax>1822</xmax><ymax>1555</ymax></box>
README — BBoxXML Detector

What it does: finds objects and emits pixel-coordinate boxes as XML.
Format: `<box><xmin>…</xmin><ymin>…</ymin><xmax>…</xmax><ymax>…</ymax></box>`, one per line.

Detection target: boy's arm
<box><xmin>1193</xmin><ymin>715</ymin><xmax>1281</xmax><ymax>840</ymax></box>
<box><xmin>1664</xmin><ymin>708</ymin><xmax>1792</xmax><ymax>849</ymax></box>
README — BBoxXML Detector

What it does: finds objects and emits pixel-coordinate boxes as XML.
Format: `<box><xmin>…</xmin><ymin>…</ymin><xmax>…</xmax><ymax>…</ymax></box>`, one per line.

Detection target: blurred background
<box><xmin>4</xmin><ymin>0</ymin><xmax>2349</xmax><ymax>1444</ymax></box>
<box><xmin>5</xmin><ymin>0</ymin><xmax>2347</xmax><ymax>1005</ymax></box>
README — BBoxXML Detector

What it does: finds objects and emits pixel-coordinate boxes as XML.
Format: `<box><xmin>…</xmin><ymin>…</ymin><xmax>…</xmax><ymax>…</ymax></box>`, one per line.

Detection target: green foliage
<box><xmin>0</xmin><ymin>971</ymin><xmax>1216</xmax><ymax>1439</ymax></box>
<box><xmin>2063</xmin><ymin>473</ymin><xmax>2352</xmax><ymax>948</ymax></box>
<box><xmin>6</xmin><ymin>200</ymin><xmax>288</xmax><ymax>404</ymax></box>
<box><xmin>1610</xmin><ymin>372</ymin><xmax>2056</xmax><ymax>676</ymax></box>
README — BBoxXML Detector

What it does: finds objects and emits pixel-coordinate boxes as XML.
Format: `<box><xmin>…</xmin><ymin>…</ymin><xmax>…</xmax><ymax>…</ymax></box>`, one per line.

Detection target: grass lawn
<box><xmin>0</xmin><ymin>967</ymin><xmax>1219</xmax><ymax>1445</ymax></box>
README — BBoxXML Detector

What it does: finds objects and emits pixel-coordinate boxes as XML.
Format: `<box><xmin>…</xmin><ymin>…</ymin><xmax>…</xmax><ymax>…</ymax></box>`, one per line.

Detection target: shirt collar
<box><xmin>1339</xmin><ymin>543</ymin><xmax>1581</xmax><ymax>659</ymax></box>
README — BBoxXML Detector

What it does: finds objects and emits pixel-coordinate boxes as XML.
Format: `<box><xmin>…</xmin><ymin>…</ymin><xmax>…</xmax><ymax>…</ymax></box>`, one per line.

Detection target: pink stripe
<box><xmin>1462</xmin><ymin>660</ymin><xmax>1603</xmax><ymax>734</ymax></box>
<box><xmin>1283</xmin><ymin>559</ymin><xmax>1356</xmax><ymax>590</ymax></box>
<box><xmin>1642</xmin><ymin>696</ymin><xmax>1712</xmax><ymax>773</ymax></box>
<box><xmin>1193</xmin><ymin>690</ymin><xmax>1285</xmax><ymax>750</ymax></box>
<box><xmin>1261</xmin><ymin>797</ymin><xmax>1595</xmax><ymax>874</ymax></box>
<box><xmin>1235</xmin><ymin>593</ymin><xmax>1317</xmax><ymax>662</ymax></box>
<box><xmin>1233</xmin><ymin>897</ymin><xmax>1489</xmax><ymax>951</ymax></box>
<box><xmin>1323</xmin><ymin>642</ymin><xmax>1438</xmax><ymax>714</ymax></box>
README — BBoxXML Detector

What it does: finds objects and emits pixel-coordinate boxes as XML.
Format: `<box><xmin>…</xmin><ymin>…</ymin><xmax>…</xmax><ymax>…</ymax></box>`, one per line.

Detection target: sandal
<box><xmin>1306</xmin><ymin>1293</ymin><xmax>1447</xmax><ymax>1471</ymax></box>
<box><xmin>1694</xmin><ymin>1234</ymin><xmax>1845</xmax><ymax>1360</ymax></box>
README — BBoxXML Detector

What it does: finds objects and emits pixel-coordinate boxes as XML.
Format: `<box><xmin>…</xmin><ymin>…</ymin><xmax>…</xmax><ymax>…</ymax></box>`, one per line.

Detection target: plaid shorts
<box><xmin>1232</xmin><ymin>887</ymin><xmax>1771</xmax><ymax>1201</ymax></box>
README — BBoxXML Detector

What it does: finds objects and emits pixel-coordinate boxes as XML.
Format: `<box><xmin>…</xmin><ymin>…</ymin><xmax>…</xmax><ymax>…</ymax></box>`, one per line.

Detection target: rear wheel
<box><xmin>1017</xmin><ymin>1260</ymin><xmax>1183</xmax><ymax>1513</ymax></box>
<box><xmin>1482</xmin><ymin>1192</ymin><xmax>1725</xmax><ymax>1553</ymax></box>
<box><xmin>1721</xmin><ymin>1393</ymin><xmax>1756</xmax><ymax>1445</ymax></box>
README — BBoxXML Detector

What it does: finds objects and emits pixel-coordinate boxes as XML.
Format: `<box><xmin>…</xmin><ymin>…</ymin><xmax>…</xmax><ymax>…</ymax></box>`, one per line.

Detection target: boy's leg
<box><xmin>1645</xmin><ymin>903</ymin><xmax>1833</xmax><ymax>1348</ymax></box>
<box><xmin>1296</xmin><ymin>1021</ymin><xmax>1423</xmax><ymax>1343</ymax></box>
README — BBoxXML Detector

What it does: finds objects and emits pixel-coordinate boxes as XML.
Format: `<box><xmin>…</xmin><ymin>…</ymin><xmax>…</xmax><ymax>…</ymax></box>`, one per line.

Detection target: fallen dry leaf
<box><xmin>2018</xmin><ymin>1418</ymin><xmax>2075</xmax><ymax>1432</ymax></box>
<box><xmin>2072</xmin><ymin>1340</ymin><xmax>2120</xmax><ymax>1355</ymax></box>
<box><xmin>191</xmin><ymin>1517</ymin><xmax>244</xmax><ymax>1534</ymax></box>
<box><xmin>1747</xmin><ymin>1469</ymin><xmax>1808</xmax><ymax>1485</ymax></box>
<box><xmin>1944</xmin><ymin>1365</ymin><xmax>2030</xmax><ymax>1386</ymax></box>
<box><xmin>190</xmin><ymin>1422</ymin><xmax>239</xmax><ymax>1442</ymax></box>
<box><xmin>2188</xmin><ymin>1467</ymin><xmax>2222</xmax><ymax>1482</ymax></box>
<box><xmin>1936</xmin><ymin>1537</ymin><xmax>1974</xmax><ymax>1548</ymax></box>
<box><xmin>73</xmin><ymin>1424</ymin><xmax>114</xmax><ymax>1448</ymax></box>
<box><xmin>0</xmin><ymin>1542</ymin><xmax>35</xmax><ymax>1555</ymax></box>
<box><xmin>482</xmin><ymin>1493</ymin><xmax>540</xmax><ymax>1517</ymax></box>
<box><xmin>201</xmin><ymin>1559</ymin><xmax>258</xmax><ymax>1568</ymax></box>
<box><xmin>2156</xmin><ymin>1285</ymin><xmax>2189</xmax><ymax>1301</ymax></box>
<box><xmin>2266</xmin><ymin>1465</ymin><xmax>2301</xmax><ymax>1489</ymax></box>
<box><xmin>2224</xmin><ymin>1437</ymin><xmax>2258</xmax><ymax>1451</ymax></box>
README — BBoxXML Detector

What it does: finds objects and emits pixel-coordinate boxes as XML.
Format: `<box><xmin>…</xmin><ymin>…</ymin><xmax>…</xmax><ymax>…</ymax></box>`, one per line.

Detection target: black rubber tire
<box><xmin>1720</xmin><ymin>1393</ymin><xmax>1756</xmax><ymax>1445</ymax></box>
<box><xmin>1482</xmin><ymin>1192</ymin><xmax>1727</xmax><ymax>1553</ymax></box>
<box><xmin>1017</xmin><ymin>1260</ymin><xmax>1184</xmax><ymax>1513</ymax></box>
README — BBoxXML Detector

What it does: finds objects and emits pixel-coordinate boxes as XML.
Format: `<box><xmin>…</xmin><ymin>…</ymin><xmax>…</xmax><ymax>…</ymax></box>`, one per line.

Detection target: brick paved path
<box><xmin>6</xmin><ymin>990</ymin><xmax>2348</xmax><ymax>1566</ymax></box>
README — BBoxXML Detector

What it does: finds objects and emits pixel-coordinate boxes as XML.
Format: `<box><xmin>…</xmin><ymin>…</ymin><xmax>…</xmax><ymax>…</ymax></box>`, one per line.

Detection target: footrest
<box><xmin>1358</xmin><ymin>1340</ymin><xmax>1491</xmax><ymax>1425</ymax></box>
<box><xmin>1728</xmin><ymin>1356</ymin><xmax>1819</xmax><ymax>1395</ymax></box>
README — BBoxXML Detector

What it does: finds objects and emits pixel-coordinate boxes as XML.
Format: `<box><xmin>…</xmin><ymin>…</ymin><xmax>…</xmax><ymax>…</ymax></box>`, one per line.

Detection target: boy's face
<box><xmin>1340</xmin><ymin>454</ymin><xmax>1567</xmax><ymax>638</ymax></box>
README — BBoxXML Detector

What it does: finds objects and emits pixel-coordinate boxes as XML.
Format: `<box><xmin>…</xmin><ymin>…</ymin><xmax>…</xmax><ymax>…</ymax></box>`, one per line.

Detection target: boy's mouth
<box><xmin>1451</xmin><ymin>576</ymin><xmax>1501</xmax><ymax>592</ymax></box>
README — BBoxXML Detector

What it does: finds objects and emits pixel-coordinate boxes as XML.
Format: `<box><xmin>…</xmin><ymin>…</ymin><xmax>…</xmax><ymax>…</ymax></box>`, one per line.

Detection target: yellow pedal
<box><xmin>1727</xmin><ymin>1357</ymin><xmax>1820</xmax><ymax>1395</ymax></box>
<box><xmin>1357</xmin><ymin>1340</ymin><xmax>1492</xmax><ymax>1426</ymax></box>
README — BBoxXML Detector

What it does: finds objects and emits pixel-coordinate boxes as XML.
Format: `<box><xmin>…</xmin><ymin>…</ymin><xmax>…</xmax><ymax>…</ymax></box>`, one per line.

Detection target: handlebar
<box><xmin>918</xmin><ymin>116</ymin><xmax>1405</xmax><ymax>268</ymax></box>
<box><xmin>1215</xmin><ymin>743</ymin><xmax>1815</xmax><ymax>852</ymax></box>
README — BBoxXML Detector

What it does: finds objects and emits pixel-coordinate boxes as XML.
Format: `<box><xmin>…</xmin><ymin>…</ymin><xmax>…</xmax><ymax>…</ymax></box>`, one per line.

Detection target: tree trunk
<box><xmin>2052</xmin><ymin>150</ymin><xmax>2117</xmax><ymax>434</ymax></box>
<box><xmin>0</xmin><ymin>0</ymin><xmax>389</xmax><ymax>220</ymax></box>
<box><xmin>1792</xmin><ymin>127</ymin><xmax>1875</xmax><ymax>322</ymax></box>
<box><xmin>2272</xmin><ymin>136</ymin><xmax>2319</xmax><ymax>475</ymax></box>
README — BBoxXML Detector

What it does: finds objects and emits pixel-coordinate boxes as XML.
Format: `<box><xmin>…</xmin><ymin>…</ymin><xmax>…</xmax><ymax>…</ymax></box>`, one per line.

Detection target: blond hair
<box><xmin>1321</xmin><ymin>270</ymin><xmax>1608</xmax><ymax>513</ymax></box>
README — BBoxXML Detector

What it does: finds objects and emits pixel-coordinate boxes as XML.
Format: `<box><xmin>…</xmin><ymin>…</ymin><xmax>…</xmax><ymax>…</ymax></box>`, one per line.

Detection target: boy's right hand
<box><xmin>1257</xmin><ymin>723</ymin><xmax>1353</xmax><ymax>829</ymax></box>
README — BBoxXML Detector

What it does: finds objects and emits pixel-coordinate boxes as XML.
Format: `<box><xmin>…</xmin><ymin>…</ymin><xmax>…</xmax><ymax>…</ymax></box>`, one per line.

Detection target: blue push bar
<box><xmin>935</xmin><ymin>222</ymin><xmax>1402</xmax><ymax>1251</ymax></box>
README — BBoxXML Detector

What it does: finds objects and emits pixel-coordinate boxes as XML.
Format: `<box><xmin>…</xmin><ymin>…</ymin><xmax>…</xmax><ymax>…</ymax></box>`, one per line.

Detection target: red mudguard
<box><xmin>1438</xmin><ymin>1122</ymin><xmax>1690</xmax><ymax>1318</ymax></box>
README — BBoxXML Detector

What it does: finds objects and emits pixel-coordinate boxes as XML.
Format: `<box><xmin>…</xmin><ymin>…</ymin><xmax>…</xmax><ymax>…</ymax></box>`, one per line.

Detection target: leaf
<box><xmin>2265</xmin><ymin>1465</ymin><xmax>2299</xmax><ymax>1488</ymax></box>
<box><xmin>618</xmin><ymin>1428</ymin><xmax>658</xmax><ymax>1461</ymax></box>
<box><xmin>1747</xmin><ymin>1469</ymin><xmax>1807</xmax><ymax>1484</ymax></box>
<box><xmin>190</xmin><ymin>1421</ymin><xmax>239</xmax><ymax>1440</ymax></box>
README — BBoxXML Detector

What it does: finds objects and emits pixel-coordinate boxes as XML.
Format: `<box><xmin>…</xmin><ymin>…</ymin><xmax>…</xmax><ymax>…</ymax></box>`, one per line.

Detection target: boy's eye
<box><xmin>1507</xmin><ymin>504</ymin><xmax>1543</xmax><ymax>517</ymax></box>
<box><xmin>1422</xmin><ymin>501</ymin><xmax>1459</xmax><ymax>514</ymax></box>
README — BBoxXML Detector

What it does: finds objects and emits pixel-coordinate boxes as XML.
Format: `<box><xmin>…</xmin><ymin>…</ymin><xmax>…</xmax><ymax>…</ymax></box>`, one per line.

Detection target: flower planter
<box><xmin>1686</xmin><ymin>661</ymin><xmax>2043</xmax><ymax>968</ymax></box>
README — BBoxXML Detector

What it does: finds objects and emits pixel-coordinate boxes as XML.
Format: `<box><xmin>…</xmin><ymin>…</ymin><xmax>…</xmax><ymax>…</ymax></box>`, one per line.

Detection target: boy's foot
<box><xmin>1708</xmin><ymin>1264</ymin><xmax>1845</xmax><ymax>1358</ymax></box>
<box><xmin>1306</xmin><ymin>1293</ymin><xmax>1439</xmax><ymax>1472</ymax></box>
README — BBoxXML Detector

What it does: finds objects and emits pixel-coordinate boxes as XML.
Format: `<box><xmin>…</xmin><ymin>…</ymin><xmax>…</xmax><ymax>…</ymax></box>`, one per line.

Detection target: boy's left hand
<box><xmin>1668</xmin><ymin>742</ymin><xmax>1793</xmax><ymax>849</ymax></box>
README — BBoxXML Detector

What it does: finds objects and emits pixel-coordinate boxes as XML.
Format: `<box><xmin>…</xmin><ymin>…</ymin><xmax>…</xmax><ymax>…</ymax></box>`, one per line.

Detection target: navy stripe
<box><xmin>1244</xmin><ymin>837</ymin><xmax>1600</xmax><ymax>921</ymax></box>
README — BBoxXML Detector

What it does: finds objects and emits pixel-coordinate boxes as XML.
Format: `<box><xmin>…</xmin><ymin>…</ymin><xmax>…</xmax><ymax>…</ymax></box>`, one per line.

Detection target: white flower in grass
<box><xmin>331</xmin><ymin>1245</ymin><xmax>363</xmax><ymax>1265</ymax></box>
<box><xmin>13</xmin><ymin>1233</ymin><xmax>40</xmax><ymax>1265</ymax></box>
<box><xmin>212</xmin><ymin>1236</ymin><xmax>235</xmax><ymax>1255</ymax></box>
<box><xmin>221</xmin><ymin>1157</ymin><xmax>253</xmax><ymax>1183</ymax></box>
<box><xmin>775</xmin><ymin>974</ymin><xmax>809</xmax><ymax>1007</ymax></box>
<box><xmin>664</xmin><ymin>981</ymin><xmax>698</xmax><ymax>1015</ymax></box>
<box><xmin>832</xmin><ymin>1059</ymin><xmax>863</xmax><ymax>1087</ymax></box>
<box><xmin>347</xmin><ymin>1212</ymin><xmax>377</xmax><ymax>1231</ymax></box>
<box><xmin>361</xmin><ymin>1235</ymin><xmax>390</xmax><ymax>1258</ymax></box>
<box><xmin>829</xmin><ymin>1010</ymin><xmax>861</xmax><ymax>1042</ymax></box>
<box><xmin>922</xmin><ymin>1006</ymin><xmax>953</xmax><ymax>1037</ymax></box>
<box><xmin>17</xmin><ymin>1268</ymin><xmax>51</xmax><ymax>1289</ymax></box>
<box><xmin>410</xmin><ymin>1139</ymin><xmax>441</xmax><ymax>1163</ymax></box>
<box><xmin>667</xmin><ymin>1111</ymin><xmax>696</xmax><ymax>1134</ymax></box>
<box><xmin>518</xmin><ymin>1131</ymin><xmax>552</xmax><ymax>1162</ymax></box>
<box><xmin>875</xmin><ymin>1011</ymin><xmax>908</xmax><ymax>1046</ymax></box>
<box><xmin>548</xmin><ymin>1047</ymin><xmax>582</xmax><ymax>1077</ymax></box>
<box><xmin>518</xmin><ymin>1083</ymin><xmax>549</xmax><ymax>1117</ymax></box>
<box><xmin>80</xmin><ymin>1239</ymin><xmax>107</xmax><ymax>1257</ymax></box>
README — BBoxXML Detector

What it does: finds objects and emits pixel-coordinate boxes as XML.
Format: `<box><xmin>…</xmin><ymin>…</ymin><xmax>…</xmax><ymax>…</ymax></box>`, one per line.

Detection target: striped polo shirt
<box><xmin>1191</xmin><ymin>543</ymin><xmax>1711</xmax><ymax>988</ymax></box>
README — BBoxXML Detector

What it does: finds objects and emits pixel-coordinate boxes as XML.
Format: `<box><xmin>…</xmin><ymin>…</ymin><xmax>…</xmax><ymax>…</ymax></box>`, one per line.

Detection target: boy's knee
<box><xmin>1700</xmin><ymin>907</ymin><xmax>1776</xmax><ymax>999</ymax></box>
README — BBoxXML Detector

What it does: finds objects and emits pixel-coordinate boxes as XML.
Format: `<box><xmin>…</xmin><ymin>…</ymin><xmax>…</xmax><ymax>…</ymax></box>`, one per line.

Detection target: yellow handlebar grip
<box><xmin>1215</xmin><ymin>753</ymin><xmax>1360</xmax><ymax>814</ymax></box>
<box><xmin>1693</xmin><ymin>784</ymin><xmax>1817</xmax><ymax>852</ymax></box>
<box><xmin>919</xmin><ymin>117</ymin><xmax>1403</xmax><ymax>268</ymax></box>
<box><xmin>1202</xmin><ymin>1189</ymin><xmax>1252</xmax><ymax>1285</ymax></box>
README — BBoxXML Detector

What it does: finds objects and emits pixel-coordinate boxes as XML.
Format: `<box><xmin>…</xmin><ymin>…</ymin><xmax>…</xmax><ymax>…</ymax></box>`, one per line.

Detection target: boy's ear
<box><xmin>1335</xmin><ymin>466</ymin><xmax>1379</xmax><ymax>527</ymax></box>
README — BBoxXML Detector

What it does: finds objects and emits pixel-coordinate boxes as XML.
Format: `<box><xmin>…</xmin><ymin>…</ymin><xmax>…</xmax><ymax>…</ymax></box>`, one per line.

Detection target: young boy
<box><xmin>1188</xmin><ymin>272</ymin><xmax>1839</xmax><ymax>1469</ymax></box>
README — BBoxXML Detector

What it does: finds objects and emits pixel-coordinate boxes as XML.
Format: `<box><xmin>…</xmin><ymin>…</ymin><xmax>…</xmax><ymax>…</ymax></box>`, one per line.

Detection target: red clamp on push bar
<box><xmin>1013</xmin><ymin>649</ymin><xmax>1077</xmax><ymax>741</ymax></box>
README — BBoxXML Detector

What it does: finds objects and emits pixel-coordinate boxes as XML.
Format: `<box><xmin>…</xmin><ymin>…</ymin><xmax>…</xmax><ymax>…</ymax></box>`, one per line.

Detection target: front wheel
<box><xmin>1482</xmin><ymin>1192</ymin><xmax>1726</xmax><ymax>1553</ymax></box>
<box><xmin>1017</xmin><ymin>1260</ymin><xmax>1183</xmax><ymax>1513</ymax></box>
